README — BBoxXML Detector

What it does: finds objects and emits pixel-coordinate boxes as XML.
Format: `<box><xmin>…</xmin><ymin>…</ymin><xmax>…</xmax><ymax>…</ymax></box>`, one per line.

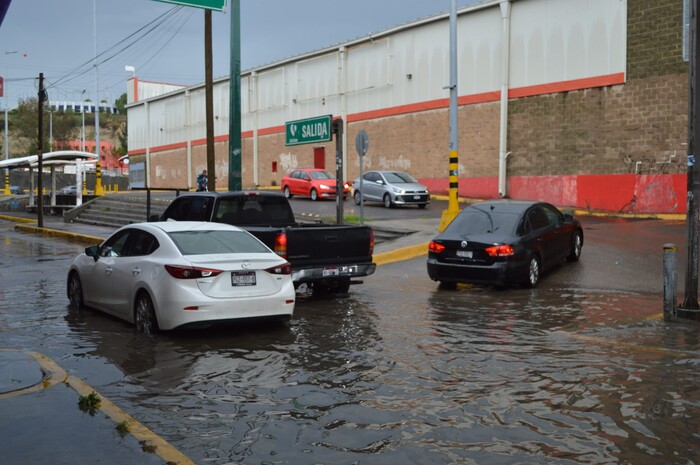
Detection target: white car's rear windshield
<box><xmin>168</xmin><ymin>230</ymin><xmax>270</xmax><ymax>255</ymax></box>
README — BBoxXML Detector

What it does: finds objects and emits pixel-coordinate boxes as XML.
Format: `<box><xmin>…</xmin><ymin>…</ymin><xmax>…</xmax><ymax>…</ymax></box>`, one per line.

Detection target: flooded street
<box><xmin>1</xmin><ymin>220</ymin><xmax>699</xmax><ymax>464</ymax></box>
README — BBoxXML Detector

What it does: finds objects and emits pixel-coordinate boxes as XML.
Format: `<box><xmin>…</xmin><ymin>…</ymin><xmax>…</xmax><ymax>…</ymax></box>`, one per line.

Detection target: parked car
<box><xmin>281</xmin><ymin>168</ymin><xmax>350</xmax><ymax>201</ymax></box>
<box><xmin>9</xmin><ymin>185</ymin><xmax>24</xmax><ymax>195</ymax></box>
<box><xmin>353</xmin><ymin>170</ymin><xmax>430</xmax><ymax>208</ymax></box>
<box><xmin>67</xmin><ymin>221</ymin><xmax>296</xmax><ymax>333</ymax></box>
<box><xmin>58</xmin><ymin>185</ymin><xmax>93</xmax><ymax>195</ymax></box>
<box><xmin>427</xmin><ymin>200</ymin><xmax>583</xmax><ymax>288</ymax></box>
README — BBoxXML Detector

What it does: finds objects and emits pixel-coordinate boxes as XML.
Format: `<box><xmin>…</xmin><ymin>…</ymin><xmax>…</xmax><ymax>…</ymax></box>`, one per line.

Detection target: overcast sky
<box><xmin>0</xmin><ymin>0</ymin><xmax>484</xmax><ymax>109</ymax></box>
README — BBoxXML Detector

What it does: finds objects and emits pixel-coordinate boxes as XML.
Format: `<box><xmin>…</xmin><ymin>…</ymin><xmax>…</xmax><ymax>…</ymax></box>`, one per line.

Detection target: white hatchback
<box><xmin>67</xmin><ymin>221</ymin><xmax>295</xmax><ymax>333</ymax></box>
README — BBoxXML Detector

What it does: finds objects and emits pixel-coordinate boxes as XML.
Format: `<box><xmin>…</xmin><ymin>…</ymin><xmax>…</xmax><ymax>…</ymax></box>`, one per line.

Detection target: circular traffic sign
<box><xmin>355</xmin><ymin>129</ymin><xmax>369</xmax><ymax>157</ymax></box>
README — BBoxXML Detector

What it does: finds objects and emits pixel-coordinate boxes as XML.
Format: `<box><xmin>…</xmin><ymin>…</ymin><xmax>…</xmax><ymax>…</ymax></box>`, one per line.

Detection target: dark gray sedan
<box><xmin>352</xmin><ymin>170</ymin><xmax>430</xmax><ymax>208</ymax></box>
<box><xmin>427</xmin><ymin>200</ymin><xmax>583</xmax><ymax>288</ymax></box>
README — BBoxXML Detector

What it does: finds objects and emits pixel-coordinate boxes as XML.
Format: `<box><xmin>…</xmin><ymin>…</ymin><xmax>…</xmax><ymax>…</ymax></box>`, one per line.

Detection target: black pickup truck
<box><xmin>155</xmin><ymin>191</ymin><xmax>376</xmax><ymax>295</ymax></box>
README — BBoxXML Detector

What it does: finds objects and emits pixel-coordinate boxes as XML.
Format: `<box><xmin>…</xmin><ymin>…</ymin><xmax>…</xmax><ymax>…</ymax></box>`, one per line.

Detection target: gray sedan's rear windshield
<box><xmin>168</xmin><ymin>230</ymin><xmax>270</xmax><ymax>255</ymax></box>
<box><xmin>446</xmin><ymin>209</ymin><xmax>520</xmax><ymax>235</ymax></box>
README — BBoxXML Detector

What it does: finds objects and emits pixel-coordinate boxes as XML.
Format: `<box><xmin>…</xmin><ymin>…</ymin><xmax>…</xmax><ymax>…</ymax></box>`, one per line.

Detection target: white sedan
<box><xmin>67</xmin><ymin>221</ymin><xmax>295</xmax><ymax>333</ymax></box>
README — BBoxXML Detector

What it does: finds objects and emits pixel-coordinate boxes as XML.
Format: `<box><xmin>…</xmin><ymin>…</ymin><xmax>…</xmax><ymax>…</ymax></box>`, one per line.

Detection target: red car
<box><xmin>281</xmin><ymin>168</ymin><xmax>350</xmax><ymax>201</ymax></box>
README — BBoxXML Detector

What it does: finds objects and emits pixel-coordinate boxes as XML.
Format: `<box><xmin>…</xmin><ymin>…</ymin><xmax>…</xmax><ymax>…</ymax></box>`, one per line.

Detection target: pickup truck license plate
<box><xmin>322</xmin><ymin>265</ymin><xmax>358</xmax><ymax>277</ymax></box>
<box><xmin>231</xmin><ymin>271</ymin><xmax>256</xmax><ymax>286</ymax></box>
<box><xmin>456</xmin><ymin>250</ymin><xmax>473</xmax><ymax>258</ymax></box>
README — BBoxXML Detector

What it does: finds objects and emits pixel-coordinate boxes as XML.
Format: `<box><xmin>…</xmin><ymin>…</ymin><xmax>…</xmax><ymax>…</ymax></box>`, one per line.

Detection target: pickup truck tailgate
<box><xmin>285</xmin><ymin>224</ymin><xmax>373</xmax><ymax>267</ymax></box>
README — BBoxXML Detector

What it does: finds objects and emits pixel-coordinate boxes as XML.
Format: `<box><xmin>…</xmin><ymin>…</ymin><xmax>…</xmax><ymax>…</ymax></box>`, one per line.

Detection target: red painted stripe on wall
<box><xmin>134</xmin><ymin>73</ymin><xmax>624</xmax><ymax>155</ymax></box>
<box><xmin>509</xmin><ymin>73</ymin><xmax>626</xmax><ymax>98</ymax></box>
<box><xmin>423</xmin><ymin>173</ymin><xmax>686</xmax><ymax>214</ymax></box>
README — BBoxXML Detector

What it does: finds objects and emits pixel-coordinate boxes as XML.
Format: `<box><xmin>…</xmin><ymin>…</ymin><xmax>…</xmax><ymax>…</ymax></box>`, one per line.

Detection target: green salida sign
<box><xmin>152</xmin><ymin>0</ymin><xmax>226</xmax><ymax>11</ymax></box>
<box><xmin>286</xmin><ymin>115</ymin><xmax>333</xmax><ymax>146</ymax></box>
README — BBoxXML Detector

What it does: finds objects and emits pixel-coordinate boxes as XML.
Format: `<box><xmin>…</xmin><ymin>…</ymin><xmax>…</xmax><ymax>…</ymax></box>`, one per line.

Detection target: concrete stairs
<box><xmin>63</xmin><ymin>192</ymin><xmax>409</xmax><ymax>243</ymax></box>
<box><xmin>64</xmin><ymin>194</ymin><xmax>172</xmax><ymax>229</ymax></box>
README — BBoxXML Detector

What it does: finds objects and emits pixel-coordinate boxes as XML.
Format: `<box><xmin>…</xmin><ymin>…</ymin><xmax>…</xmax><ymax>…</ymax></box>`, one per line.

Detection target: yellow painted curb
<box><xmin>14</xmin><ymin>224</ymin><xmax>103</xmax><ymax>245</ymax></box>
<box><xmin>0</xmin><ymin>350</ymin><xmax>68</xmax><ymax>400</ymax></box>
<box><xmin>66</xmin><ymin>375</ymin><xmax>195</xmax><ymax>465</ymax></box>
<box><xmin>0</xmin><ymin>214</ymin><xmax>37</xmax><ymax>224</ymax></box>
<box><xmin>0</xmin><ymin>350</ymin><xmax>194</xmax><ymax>464</ymax></box>
<box><xmin>374</xmin><ymin>241</ymin><xmax>429</xmax><ymax>266</ymax></box>
<box><xmin>573</xmin><ymin>210</ymin><xmax>686</xmax><ymax>221</ymax></box>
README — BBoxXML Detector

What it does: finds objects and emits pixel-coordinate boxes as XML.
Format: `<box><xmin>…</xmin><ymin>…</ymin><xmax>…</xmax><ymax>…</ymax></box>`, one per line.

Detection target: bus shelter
<box><xmin>0</xmin><ymin>151</ymin><xmax>98</xmax><ymax>210</ymax></box>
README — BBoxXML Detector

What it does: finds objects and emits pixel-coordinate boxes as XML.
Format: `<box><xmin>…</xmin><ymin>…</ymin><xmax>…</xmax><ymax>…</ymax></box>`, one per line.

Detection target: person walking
<box><xmin>196</xmin><ymin>169</ymin><xmax>208</xmax><ymax>191</ymax></box>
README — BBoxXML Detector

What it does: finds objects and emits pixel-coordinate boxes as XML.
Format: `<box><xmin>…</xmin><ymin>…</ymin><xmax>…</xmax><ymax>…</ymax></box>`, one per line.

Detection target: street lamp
<box><xmin>4</xmin><ymin>51</ymin><xmax>19</xmax><ymax>194</ymax></box>
<box><xmin>80</xmin><ymin>90</ymin><xmax>86</xmax><ymax>153</ymax></box>
<box><xmin>125</xmin><ymin>65</ymin><xmax>136</xmax><ymax>103</ymax></box>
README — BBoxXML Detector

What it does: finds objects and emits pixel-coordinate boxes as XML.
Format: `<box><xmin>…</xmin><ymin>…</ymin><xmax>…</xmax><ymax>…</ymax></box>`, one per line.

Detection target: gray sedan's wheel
<box><xmin>283</xmin><ymin>186</ymin><xmax>293</xmax><ymax>199</ymax></box>
<box><xmin>68</xmin><ymin>272</ymin><xmax>84</xmax><ymax>311</ymax></box>
<box><xmin>310</xmin><ymin>188</ymin><xmax>319</xmax><ymax>201</ymax></box>
<box><xmin>525</xmin><ymin>256</ymin><xmax>540</xmax><ymax>288</ymax></box>
<box><xmin>567</xmin><ymin>231</ymin><xmax>583</xmax><ymax>262</ymax></box>
<box><xmin>354</xmin><ymin>190</ymin><xmax>362</xmax><ymax>205</ymax></box>
<box><xmin>134</xmin><ymin>292</ymin><xmax>159</xmax><ymax>335</ymax></box>
<box><xmin>383</xmin><ymin>193</ymin><xmax>393</xmax><ymax>208</ymax></box>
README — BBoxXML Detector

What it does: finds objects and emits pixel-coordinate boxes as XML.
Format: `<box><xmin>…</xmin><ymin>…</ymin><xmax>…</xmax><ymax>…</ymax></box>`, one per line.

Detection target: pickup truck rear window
<box><xmin>163</xmin><ymin>196</ymin><xmax>209</xmax><ymax>221</ymax></box>
<box><xmin>216</xmin><ymin>196</ymin><xmax>295</xmax><ymax>225</ymax></box>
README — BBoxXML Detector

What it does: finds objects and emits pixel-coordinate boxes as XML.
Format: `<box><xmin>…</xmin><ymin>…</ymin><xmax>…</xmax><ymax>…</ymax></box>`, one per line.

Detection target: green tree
<box><xmin>115</xmin><ymin>93</ymin><xmax>127</xmax><ymax>114</ymax></box>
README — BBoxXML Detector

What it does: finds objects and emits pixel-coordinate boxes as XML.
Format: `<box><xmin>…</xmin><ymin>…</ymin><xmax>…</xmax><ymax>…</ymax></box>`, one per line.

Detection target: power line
<box><xmin>47</xmin><ymin>5</ymin><xmax>185</xmax><ymax>90</ymax></box>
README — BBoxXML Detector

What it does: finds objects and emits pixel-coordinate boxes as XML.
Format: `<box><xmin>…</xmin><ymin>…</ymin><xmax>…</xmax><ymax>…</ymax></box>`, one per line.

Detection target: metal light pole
<box><xmin>681</xmin><ymin>0</ymin><xmax>700</xmax><ymax>316</ymax></box>
<box><xmin>81</xmin><ymin>90</ymin><xmax>86</xmax><ymax>152</ymax></box>
<box><xmin>92</xmin><ymin>0</ymin><xmax>104</xmax><ymax>196</ymax></box>
<box><xmin>229</xmin><ymin>0</ymin><xmax>242</xmax><ymax>191</ymax></box>
<box><xmin>3</xmin><ymin>50</ymin><xmax>18</xmax><ymax>195</ymax></box>
<box><xmin>440</xmin><ymin>0</ymin><xmax>461</xmax><ymax>232</ymax></box>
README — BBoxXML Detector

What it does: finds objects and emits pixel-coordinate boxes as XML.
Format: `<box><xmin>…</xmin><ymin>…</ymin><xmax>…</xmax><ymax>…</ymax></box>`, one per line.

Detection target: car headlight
<box><xmin>319</xmin><ymin>184</ymin><xmax>331</xmax><ymax>190</ymax></box>
<box><xmin>392</xmin><ymin>187</ymin><xmax>405</xmax><ymax>194</ymax></box>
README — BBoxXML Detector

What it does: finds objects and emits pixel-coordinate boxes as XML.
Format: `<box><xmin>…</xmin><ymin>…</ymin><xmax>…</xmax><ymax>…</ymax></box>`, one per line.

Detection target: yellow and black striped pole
<box><xmin>3</xmin><ymin>170</ymin><xmax>9</xmax><ymax>195</ymax></box>
<box><xmin>439</xmin><ymin>0</ymin><xmax>461</xmax><ymax>232</ymax></box>
<box><xmin>94</xmin><ymin>160</ymin><xmax>104</xmax><ymax>195</ymax></box>
<box><xmin>440</xmin><ymin>151</ymin><xmax>460</xmax><ymax>231</ymax></box>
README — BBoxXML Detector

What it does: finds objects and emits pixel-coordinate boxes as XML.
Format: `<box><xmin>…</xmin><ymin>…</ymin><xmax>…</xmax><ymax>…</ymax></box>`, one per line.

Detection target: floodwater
<box><xmin>1</xmin><ymin>222</ymin><xmax>699</xmax><ymax>464</ymax></box>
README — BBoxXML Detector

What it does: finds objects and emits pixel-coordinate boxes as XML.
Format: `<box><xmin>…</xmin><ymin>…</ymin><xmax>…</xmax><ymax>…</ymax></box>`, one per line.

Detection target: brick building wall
<box><xmin>134</xmin><ymin>0</ymin><xmax>689</xmax><ymax>212</ymax></box>
<box><xmin>507</xmin><ymin>0</ymin><xmax>688</xmax><ymax>178</ymax></box>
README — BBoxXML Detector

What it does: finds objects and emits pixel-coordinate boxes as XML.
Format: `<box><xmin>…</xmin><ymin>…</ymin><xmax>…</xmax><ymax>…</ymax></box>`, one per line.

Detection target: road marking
<box><xmin>374</xmin><ymin>242</ymin><xmax>429</xmax><ymax>266</ymax></box>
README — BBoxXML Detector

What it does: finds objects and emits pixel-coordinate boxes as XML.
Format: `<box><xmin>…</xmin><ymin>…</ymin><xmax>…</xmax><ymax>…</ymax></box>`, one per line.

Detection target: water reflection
<box><xmin>2</xmin><ymin>224</ymin><xmax>698</xmax><ymax>465</ymax></box>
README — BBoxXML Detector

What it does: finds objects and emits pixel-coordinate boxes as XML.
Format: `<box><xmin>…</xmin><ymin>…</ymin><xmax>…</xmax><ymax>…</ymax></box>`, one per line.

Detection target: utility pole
<box><xmin>681</xmin><ymin>0</ymin><xmax>700</xmax><ymax>316</ymax></box>
<box><xmin>228</xmin><ymin>0</ymin><xmax>242</xmax><ymax>191</ymax></box>
<box><xmin>440</xmin><ymin>0</ymin><xmax>461</xmax><ymax>232</ymax></box>
<box><xmin>205</xmin><ymin>9</ymin><xmax>215</xmax><ymax>191</ymax></box>
<box><xmin>37</xmin><ymin>73</ymin><xmax>45</xmax><ymax>228</ymax></box>
<box><xmin>93</xmin><ymin>0</ymin><xmax>104</xmax><ymax>196</ymax></box>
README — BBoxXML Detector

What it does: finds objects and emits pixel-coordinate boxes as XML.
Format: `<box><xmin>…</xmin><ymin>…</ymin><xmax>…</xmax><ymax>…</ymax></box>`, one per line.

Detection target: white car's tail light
<box><xmin>265</xmin><ymin>262</ymin><xmax>292</xmax><ymax>275</ymax></box>
<box><xmin>165</xmin><ymin>265</ymin><xmax>223</xmax><ymax>279</ymax></box>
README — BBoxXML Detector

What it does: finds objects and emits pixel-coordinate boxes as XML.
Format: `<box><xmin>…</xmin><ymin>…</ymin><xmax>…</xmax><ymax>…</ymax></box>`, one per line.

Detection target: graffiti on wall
<box><xmin>279</xmin><ymin>153</ymin><xmax>299</xmax><ymax>173</ymax></box>
<box><xmin>378</xmin><ymin>155</ymin><xmax>411</xmax><ymax>171</ymax></box>
<box><xmin>620</xmin><ymin>153</ymin><xmax>684</xmax><ymax>175</ymax></box>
